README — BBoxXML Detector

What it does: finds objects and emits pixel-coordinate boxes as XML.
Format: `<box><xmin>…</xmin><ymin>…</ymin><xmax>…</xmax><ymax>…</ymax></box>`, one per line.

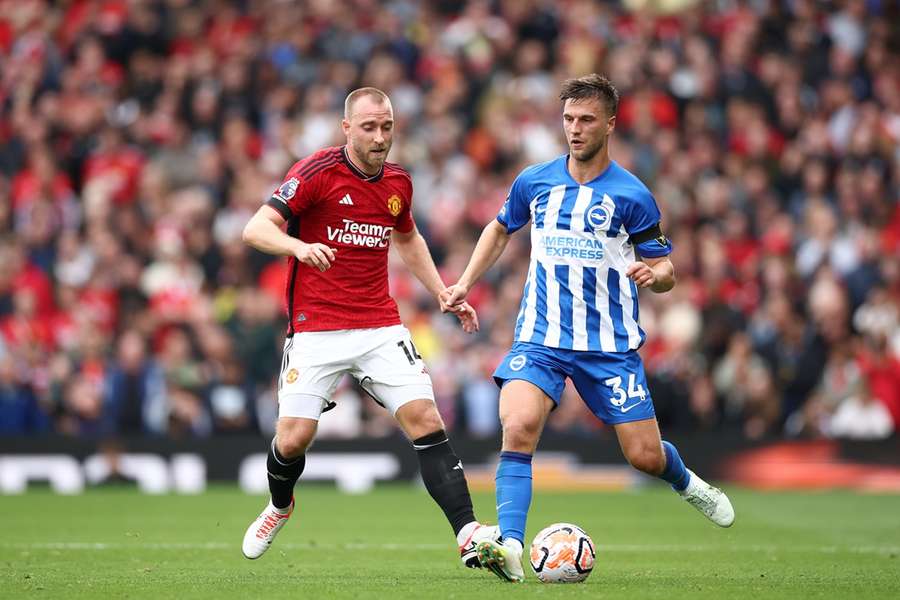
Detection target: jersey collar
<box><xmin>564</xmin><ymin>155</ymin><xmax>616</xmax><ymax>186</ymax></box>
<box><xmin>341</xmin><ymin>146</ymin><xmax>384</xmax><ymax>182</ymax></box>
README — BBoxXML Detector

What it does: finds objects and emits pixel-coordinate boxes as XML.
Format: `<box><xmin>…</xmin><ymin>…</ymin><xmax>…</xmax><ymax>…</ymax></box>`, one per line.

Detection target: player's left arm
<box><xmin>391</xmin><ymin>225</ymin><xmax>445</xmax><ymax>298</ymax></box>
<box><xmin>626</xmin><ymin>256</ymin><xmax>675</xmax><ymax>293</ymax></box>
<box><xmin>624</xmin><ymin>187</ymin><xmax>674</xmax><ymax>293</ymax></box>
<box><xmin>392</xmin><ymin>225</ymin><xmax>479</xmax><ymax>332</ymax></box>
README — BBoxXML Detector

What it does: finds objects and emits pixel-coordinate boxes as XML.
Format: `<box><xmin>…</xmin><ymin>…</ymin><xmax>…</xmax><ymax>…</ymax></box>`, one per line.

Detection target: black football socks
<box><xmin>413</xmin><ymin>429</ymin><xmax>477</xmax><ymax>535</ymax></box>
<box><xmin>267</xmin><ymin>438</ymin><xmax>306</xmax><ymax>509</ymax></box>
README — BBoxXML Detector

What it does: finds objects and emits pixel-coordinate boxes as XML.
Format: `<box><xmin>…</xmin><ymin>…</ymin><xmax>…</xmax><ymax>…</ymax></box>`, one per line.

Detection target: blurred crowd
<box><xmin>0</xmin><ymin>0</ymin><xmax>898</xmax><ymax>442</ymax></box>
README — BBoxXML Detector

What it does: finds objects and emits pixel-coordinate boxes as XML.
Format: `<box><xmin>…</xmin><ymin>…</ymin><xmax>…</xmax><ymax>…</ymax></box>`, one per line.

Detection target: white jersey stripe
<box><xmin>568</xmin><ymin>186</ymin><xmax>594</xmax><ymax>351</ymax></box>
<box><xmin>542</xmin><ymin>185</ymin><xmax>566</xmax><ymax>229</ymax></box>
<box><xmin>544</xmin><ymin>263</ymin><xmax>561</xmax><ymax>347</ymax></box>
<box><xmin>597</xmin><ymin>266</ymin><xmax>617</xmax><ymax>352</ymax></box>
<box><xmin>570</xmin><ymin>185</ymin><xmax>594</xmax><ymax>233</ymax></box>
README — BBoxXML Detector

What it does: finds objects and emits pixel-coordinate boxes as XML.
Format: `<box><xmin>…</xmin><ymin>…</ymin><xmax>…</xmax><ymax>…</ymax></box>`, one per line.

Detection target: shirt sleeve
<box><xmin>496</xmin><ymin>171</ymin><xmax>532</xmax><ymax>234</ymax></box>
<box><xmin>393</xmin><ymin>177</ymin><xmax>415</xmax><ymax>234</ymax></box>
<box><xmin>624</xmin><ymin>188</ymin><xmax>672</xmax><ymax>258</ymax></box>
<box><xmin>265</xmin><ymin>169</ymin><xmax>319</xmax><ymax>219</ymax></box>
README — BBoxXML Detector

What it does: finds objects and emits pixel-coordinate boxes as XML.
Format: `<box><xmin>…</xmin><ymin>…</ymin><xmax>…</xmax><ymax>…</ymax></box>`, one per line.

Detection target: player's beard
<box><xmin>569</xmin><ymin>135</ymin><xmax>606</xmax><ymax>163</ymax></box>
<box><xmin>352</xmin><ymin>138</ymin><xmax>391</xmax><ymax>174</ymax></box>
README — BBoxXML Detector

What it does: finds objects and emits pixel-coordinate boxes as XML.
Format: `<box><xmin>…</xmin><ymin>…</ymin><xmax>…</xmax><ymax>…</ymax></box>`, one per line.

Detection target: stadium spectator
<box><xmin>0</xmin><ymin>352</ymin><xmax>50</xmax><ymax>434</ymax></box>
<box><xmin>103</xmin><ymin>329</ymin><xmax>167</xmax><ymax>435</ymax></box>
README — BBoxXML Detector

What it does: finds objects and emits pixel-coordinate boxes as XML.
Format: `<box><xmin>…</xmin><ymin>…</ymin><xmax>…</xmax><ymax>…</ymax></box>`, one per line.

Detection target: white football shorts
<box><xmin>277</xmin><ymin>324</ymin><xmax>434</xmax><ymax>420</ymax></box>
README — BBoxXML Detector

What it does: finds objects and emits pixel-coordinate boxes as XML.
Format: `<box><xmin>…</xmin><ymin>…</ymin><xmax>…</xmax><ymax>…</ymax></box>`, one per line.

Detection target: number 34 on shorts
<box><xmin>603</xmin><ymin>373</ymin><xmax>646</xmax><ymax>413</ymax></box>
<box><xmin>572</xmin><ymin>350</ymin><xmax>656</xmax><ymax>424</ymax></box>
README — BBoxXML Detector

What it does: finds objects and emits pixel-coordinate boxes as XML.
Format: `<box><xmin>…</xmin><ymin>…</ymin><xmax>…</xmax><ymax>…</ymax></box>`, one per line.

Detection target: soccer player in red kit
<box><xmin>240</xmin><ymin>87</ymin><xmax>498</xmax><ymax>568</ymax></box>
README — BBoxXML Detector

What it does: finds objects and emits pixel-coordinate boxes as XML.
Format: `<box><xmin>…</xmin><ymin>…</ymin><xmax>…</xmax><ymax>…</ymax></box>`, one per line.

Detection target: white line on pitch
<box><xmin>3</xmin><ymin>542</ymin><xmax>898</xmax><ymax>554</ymax></box>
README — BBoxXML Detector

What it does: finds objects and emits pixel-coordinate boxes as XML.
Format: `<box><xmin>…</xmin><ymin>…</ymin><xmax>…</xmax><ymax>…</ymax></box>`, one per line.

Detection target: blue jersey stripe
<box><xmin>531</xmin><ymin>262</ymin><xmax>549</xmax><ymax>344</ymax></box>
<box><xmin>514</xmin><ymin>267</ymin><xmax>533</xmax><ymax>338</ymax></box>
<box><xmin>630</xmin><ymin>279</ymin><xmax>646</xmax><ymax>347</ymax></box>
<box><xmin>607</xmin><ymin>268</ymin><xmax>629</xmax><ymax>352</ymax></box>
<box><xmin>554</xmin><ymin>186</ymin><xmax>580</xmax><ymax>231</ymax></box>
<box><xmin>556</xmin><ymin>264</ymin><xmax>573</xmax><ymax>349</ymax></box>
<box><xmin>534</xmin><ymin>200</ymin><xmax>546</xmax><ymax>229</ymax></box>
<box><xmin>583</xmin><ymin>266</ymin><xmax>600</xmax><ymax>350</ymax></box>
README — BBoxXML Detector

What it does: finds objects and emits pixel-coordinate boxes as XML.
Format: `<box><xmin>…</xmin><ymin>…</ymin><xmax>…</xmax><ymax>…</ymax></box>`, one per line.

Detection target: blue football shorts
<box><xmin>493</xmin><ymin>341</ymin><xmax>656</xmax><ymax>425</ymax></box>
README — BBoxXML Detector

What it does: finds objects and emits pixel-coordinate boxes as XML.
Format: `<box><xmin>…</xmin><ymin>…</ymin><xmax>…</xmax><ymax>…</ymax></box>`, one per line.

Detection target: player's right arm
<box><xmin>443</xmin><ymin>169</ymin><xmax>532</xmax><ymax>308</ymax></box>
<box><xmin>442</xmin><ymin>219</ymin><xmax>511</xmax><ymax>307</ymax></box>
<box><xmin>242</xmin><ymin>205</ymin><xmax>336</xmax><ymax>271</ymax></box>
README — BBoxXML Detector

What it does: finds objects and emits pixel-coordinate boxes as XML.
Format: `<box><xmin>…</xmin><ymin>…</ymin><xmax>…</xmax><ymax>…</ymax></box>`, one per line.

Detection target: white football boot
<box><xmin>241</xmin><ymin>497</ymin><xmax>294</xmax><ymax>559</ymax></box>
<box><xmin>679</xmin><ymin>470</ymin><xmax>735</xmax><ymax>527</ymax></box>
<box><xmin>458</xmin><ymin>523</ymin><xmax>500</xmax><ymax>568</ymax></box>
<box><xmin>477</xmin><ymin>538</ymin><xmax>525</xmax><ymax>583</ymax></box>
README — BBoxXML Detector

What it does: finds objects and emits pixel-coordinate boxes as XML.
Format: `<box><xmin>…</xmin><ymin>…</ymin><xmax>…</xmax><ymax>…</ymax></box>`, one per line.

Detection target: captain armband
<box><xmin>629</xmin><ymin>222</ymin><xmax>668</xmax><ymax>247</ymax></box>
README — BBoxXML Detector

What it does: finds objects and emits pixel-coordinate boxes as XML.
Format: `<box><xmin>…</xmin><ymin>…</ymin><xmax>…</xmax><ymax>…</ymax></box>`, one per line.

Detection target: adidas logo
<box><xmin>339</xmin><ymin>194</ymin><xmax>354</xmax><ymax>205</ymax></box>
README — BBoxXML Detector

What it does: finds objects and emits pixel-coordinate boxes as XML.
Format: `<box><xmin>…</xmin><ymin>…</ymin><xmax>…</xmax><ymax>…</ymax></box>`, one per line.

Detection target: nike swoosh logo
<box><xmin>620</xmin><ymin>403</ymin><xmax>643</xmax><ymax>413</ymax></box>
<box><xmin>452</xmin><ymin>461</ymin><xmax>463</xmax><ymax>471</ymax></box>
<box><xmin>496</xmin><ymin>501</ymin><xmax>513</xmax><ymax>510</ymax></box>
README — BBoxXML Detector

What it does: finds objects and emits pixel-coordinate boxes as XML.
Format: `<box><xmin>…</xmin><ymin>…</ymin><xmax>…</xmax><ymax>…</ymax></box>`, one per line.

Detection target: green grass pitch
<box><xmin>2</xmin><ymin>484</ymin><xmax>898</xmax><ymax>599</ymax></box>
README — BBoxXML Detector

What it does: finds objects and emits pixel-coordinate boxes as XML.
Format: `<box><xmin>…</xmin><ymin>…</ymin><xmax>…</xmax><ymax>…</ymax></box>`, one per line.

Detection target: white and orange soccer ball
<box><xmin>529</xmin><ymin>523</ymin><xmax>596</xmax><ymax>583</ymax></box>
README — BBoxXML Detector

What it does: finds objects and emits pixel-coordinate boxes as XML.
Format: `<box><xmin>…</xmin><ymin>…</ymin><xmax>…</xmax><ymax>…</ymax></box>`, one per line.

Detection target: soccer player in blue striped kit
<box><xmin>443</xmin><ymin>74</ymin><xmax>735</xmax><ymax>582</ymax></box>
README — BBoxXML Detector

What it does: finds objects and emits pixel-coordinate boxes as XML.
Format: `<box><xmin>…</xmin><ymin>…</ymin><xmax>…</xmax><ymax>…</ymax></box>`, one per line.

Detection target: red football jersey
<box><xmin>264</xmin><ymin>146</ymin><xmax>415</xmax><ymax>333</ymax></box>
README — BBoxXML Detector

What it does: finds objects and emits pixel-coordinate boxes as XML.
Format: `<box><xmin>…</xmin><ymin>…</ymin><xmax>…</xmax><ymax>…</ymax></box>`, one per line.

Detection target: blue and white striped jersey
<box><xmin>497</xmin><ymin>157</ymin><xmax>672</xmax><ymax>353</ymax></box>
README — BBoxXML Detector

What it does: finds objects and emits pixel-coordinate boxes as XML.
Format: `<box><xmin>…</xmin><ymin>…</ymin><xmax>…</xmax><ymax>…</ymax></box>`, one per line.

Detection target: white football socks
<box><xmin>456</xmin><ymin>521</ymin><xmax>479</xmax><ymax>546</ymax></box>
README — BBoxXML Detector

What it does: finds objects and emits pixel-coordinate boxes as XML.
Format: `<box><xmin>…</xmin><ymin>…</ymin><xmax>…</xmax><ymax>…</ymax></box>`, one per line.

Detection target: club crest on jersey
<box><xmin>387</xmin><ymin>195</ymin><xmax>402</xmax><ymax>216</ymax></box>
<box><xmin>586</xmin><ymin>204</ymin><xmax>612</xmax><ymax>232</ymax></box>
<box><xmin>277</xmin><ymin>177</ymin><xmax>299</xmax><ymax>201</ymax></box>
<box><xmin>285</xmin><ymin>368</ymin><xmax>299</xmax><ymax>384</ymax></box>
<box><xmin>655</xmin><ymin>235</ymin><xmax>669</xmax><ymax>247</ymax></box>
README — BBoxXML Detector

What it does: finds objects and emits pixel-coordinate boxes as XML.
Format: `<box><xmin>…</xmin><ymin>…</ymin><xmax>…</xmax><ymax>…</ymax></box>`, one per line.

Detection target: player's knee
<box><xmin>414</xmin><ymin>408</ymin><xmax>444</xmax><ymax>434</ymax></box>
<box><xmin>278</xmin><ymin>434</ymin><xmax>312</xmax><ymax>459</ymax></box>
<box><xmin>276</xmin><ymin>424</ymin><xmax>316</xmax><ymax>458</ymax></box>
<box><xmin>396</xmin><ymin>399</ymin><xmax>445</xmax><ymax>438</ymax></box>
<box><xmin>626</xmin><ymin>446</ymin><xmax>665</xmax><ymax>475</ymax></box>
<box><xmin>501</xmin><ymin>415</ymin><xmax>542</xmax><ymax>452</ymax></box>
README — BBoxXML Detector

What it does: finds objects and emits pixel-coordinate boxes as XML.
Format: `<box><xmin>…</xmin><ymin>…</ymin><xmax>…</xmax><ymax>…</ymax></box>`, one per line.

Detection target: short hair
<box><xmin>344</xmin><ymin>87</ymin><xmax>390</xmax><ymax>119</ymax></box>
<box><xmin>559</xmin><ymin>74</ymin><xmax>620</xmax><ymax>116</ymax></box>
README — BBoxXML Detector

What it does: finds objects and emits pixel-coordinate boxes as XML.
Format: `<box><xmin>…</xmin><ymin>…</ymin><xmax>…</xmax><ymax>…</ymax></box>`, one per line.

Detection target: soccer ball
<box><xmin>529</xmin><ymin>523</ymin><xmax>595</xmax><ymax>583</ymax></box>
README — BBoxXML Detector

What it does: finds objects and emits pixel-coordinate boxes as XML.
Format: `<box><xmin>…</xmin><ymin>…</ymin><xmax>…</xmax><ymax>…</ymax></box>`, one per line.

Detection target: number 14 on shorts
<box><xmin>397</xmin><ymin>339</ymin><xmax>422</xmax><ymax>365</ymax></box>
<box><xmin>604</xmin><ymin>373</ymin><xmax>646</xmax><ymax>411</ymax></box>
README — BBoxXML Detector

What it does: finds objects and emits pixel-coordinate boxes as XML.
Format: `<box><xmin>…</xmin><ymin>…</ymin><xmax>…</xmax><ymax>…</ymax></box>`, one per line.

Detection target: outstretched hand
<box><xmin>450</xmin><ymin>300</ymin><xmax>480</xmax><ymax>333</ymax></box>
<box><xmin>438</xmin><ymin>286</ymin><xmax>478</xmax><ymax>333</ymax></box>
<box><xmin>439</xmin><ymin>284</ymin><xmax>469</xmax><ymax>310</ymax></box>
